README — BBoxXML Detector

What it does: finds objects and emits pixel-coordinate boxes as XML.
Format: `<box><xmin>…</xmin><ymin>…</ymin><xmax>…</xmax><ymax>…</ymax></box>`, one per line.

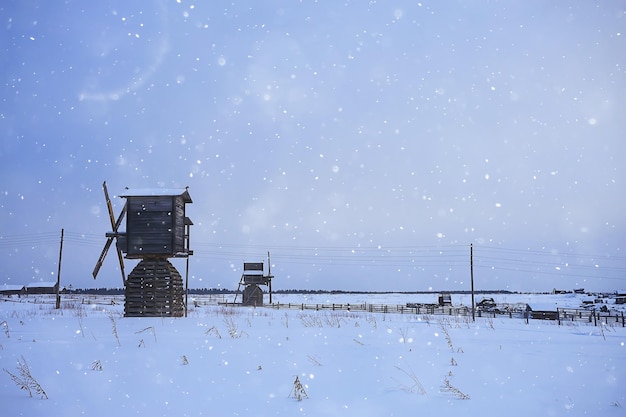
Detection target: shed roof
<box><xmin>527</xmin><ymin>302</ymin><xmax>560</xmax><ymax>311</ymax></box>
<box><xmin>0</xmin><ymin>284</ymin><xmax>25</xmax><ymax>291</ymax></box>
<box><xmin>26</xmin><ymin>282</ymin><xmax>58</xmax><ymax>288</ymax></box>
<box><xmin>119</xmin><ymin>187</ymin><xmax>192</xmax><ymax>203</ymax></box>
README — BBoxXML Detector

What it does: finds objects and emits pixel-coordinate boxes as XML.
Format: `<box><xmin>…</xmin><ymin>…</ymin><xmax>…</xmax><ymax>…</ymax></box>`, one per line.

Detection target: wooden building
<box><xmin>25</xmin><ymin>282</ymin><xmax>59</xmax><ymax>295</ymax></box>
<box><xmin>438</xmin><ymin>293</ymin><xmax>452</xmax><ymax>306</ymax></box>
<box><xmin>0</xmin><ymin>284</ymin><xmax>26</xmax><ymax>297</ymax></box>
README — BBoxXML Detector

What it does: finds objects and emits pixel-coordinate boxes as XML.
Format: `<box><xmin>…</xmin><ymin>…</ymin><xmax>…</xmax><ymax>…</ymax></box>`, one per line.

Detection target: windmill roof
<box><xmin>119</xmin><ymin>188</ymin><xmax>192</xmax><ymax>202</ymax></box>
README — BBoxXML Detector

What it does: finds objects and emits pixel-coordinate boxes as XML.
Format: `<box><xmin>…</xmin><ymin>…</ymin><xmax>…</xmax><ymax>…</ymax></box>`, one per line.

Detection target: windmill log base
<box><xmin>124</xmin><ymin>258</ymin><xmax>184</xmax><ymax>317</ymax></box>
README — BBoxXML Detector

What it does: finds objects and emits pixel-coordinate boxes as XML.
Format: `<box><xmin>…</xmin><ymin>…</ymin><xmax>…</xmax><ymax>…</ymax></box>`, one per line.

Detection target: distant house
<box><xmin>526</xmin><ymin>302</ymin><xmax>559</xmax><ymax>320</ymax></box>
<box><xmin>476</xmin><ymin>297</ymin><xmax>496</xmax><ymax>310</ymax></box>
<box><xmin>615</xmin><ymin>290</ymin><xmax>626</xmax><ymax>305</ymax></box>
<box><xmin>0</xmin><ymin>284</ymin><xmax>26</xmax><ymax>297</ymax></box>
<box><xmin>25</xmin><ymin>282</ymin><xmax>59</xmax><ymax>295</ymax></box>
<box><xmin>438</xmin><ymin>293</ymin><xmax>452</xmax><ymax>306</ymax></box>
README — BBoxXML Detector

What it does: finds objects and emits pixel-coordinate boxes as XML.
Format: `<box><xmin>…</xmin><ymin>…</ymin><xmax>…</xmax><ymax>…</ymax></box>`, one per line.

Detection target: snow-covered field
<box><xmin>1</xmin><ymin>293</ymin><xmax>624</xmax><ymax>416</ymax></box>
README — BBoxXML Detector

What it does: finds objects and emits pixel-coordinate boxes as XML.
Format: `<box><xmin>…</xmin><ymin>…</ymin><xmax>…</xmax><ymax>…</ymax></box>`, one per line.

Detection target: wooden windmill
<box><xmin>234</xmin><ymin>252</ymin><xmax>274</xmax><ymax>306</ymax></box>
<box><xmin>92</xmin><ymin>182</ymin><xmax>193</xmax><ymax>317</ymax></box>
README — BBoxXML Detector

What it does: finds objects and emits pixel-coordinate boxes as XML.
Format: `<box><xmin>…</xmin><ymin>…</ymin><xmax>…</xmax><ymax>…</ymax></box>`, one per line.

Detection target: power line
<box><xmin>1</xmin><ymin>231</ymin><xmax>625</xmax><ymax>282</ymax></box>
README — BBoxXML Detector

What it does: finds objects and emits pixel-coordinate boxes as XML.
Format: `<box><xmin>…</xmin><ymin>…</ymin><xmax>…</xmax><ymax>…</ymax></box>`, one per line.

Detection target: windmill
<box><xmin>234</xmin><ymin>252</ymin><xmax>274</xmax><ymax>306</ymax></box>
<box><xmin>92</xmin><ymin>181</ymin><xmax>193</xmax><ymax>317</ymax></box>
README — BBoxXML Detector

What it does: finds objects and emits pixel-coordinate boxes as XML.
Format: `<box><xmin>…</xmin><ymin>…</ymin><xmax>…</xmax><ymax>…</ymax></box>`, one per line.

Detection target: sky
<box><xmin>1</xmin><ymin>0</ymin><xmax>625</xmax><ymax>292</ymax></box>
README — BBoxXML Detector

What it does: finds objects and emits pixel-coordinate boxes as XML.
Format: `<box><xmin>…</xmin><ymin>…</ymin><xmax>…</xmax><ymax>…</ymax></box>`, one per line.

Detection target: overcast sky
<box><xmin>1</xmin><ymin>1</ymin><xmax>625</xmax><ymax>293</ymax></box>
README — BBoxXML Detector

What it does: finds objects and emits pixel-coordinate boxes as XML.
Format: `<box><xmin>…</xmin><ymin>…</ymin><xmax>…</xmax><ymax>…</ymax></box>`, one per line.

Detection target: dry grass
<box><xmin>392</xmin><ymin>364</ymin><xmax>427</xmax><ymax>395</ymax></box>
<box><xmin>289</xmin><ymin>376</ymin><xmax>309</xmax><ymax>401</ymax></box>
<box><xmin>3</xmin><ymin>356</ymin><xmax>48</xmax><ymax>399</ymax></box>
<box><xmin>441</xmin><ymin>376</ymin><xmax>470</xmax><ymax>400</ymax></box>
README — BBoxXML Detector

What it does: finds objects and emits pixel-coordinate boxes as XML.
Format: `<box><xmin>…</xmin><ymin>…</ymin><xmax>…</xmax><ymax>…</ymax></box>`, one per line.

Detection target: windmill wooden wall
<box><xmin>120</xmin><ymin>190</ymin><xmax>191</xmax><ymax>259</ymax></box>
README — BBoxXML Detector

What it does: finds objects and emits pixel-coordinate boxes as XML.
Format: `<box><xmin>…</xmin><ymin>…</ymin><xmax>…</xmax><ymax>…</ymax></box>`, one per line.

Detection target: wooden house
<box><xmin>438</xmin><ymin>293</ymin><xmax>452</xmax><ymax>306</ymax></box>
<box><xmin>0</xmin><ymin>284</ymin><xmax>26</xmax><ymax>297</ymax></box>
<box><xmin>25</xmin><ymin>282</ymin><xmax>59</xmax><ymax>295</ymax></box>
<box><xmin>476</xmin><ymin>297</ymin><xmax>497</xmax><ymax>310</ymax></box>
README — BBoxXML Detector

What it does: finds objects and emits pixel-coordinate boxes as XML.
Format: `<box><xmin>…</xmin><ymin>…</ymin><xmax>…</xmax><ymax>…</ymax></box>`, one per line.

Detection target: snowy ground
<box><xmin>0</xmin><ymin>294</ymin><xmax>624</xmax><ymax>416</ymax></box>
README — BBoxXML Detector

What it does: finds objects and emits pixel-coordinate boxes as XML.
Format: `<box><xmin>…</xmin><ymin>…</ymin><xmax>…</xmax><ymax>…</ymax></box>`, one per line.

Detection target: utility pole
<box><xmin>267</xmin><ymin>251</ymin><xmax>273</xmax><ymax>304</ymax></box>
<box><xmin>56</xmin><ymin>228</ymin><xmax>64</xmax><ymax>309</ymax></box>
<box><xmin>470</xmin><ymin>243</ymin><xmax>475</xmax><ymax>322</ymax></box>
<box><xmin>184</xmin><ymin>218</ymin><xmax>192</xmax><ymax>318</ymax></box>
<box><xmin>185</xmin><ymin>256</ymin><xmax>190</xmax><ymax>318</ymax></box>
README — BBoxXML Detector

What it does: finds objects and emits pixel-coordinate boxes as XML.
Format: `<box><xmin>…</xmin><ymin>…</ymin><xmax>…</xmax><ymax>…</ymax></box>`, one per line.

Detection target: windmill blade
<box><xmin>93</xmin><ymin>237</ymin><xmax>114</xmax><ymax>279</ymax></box>
<box><xmin>115</xmin><ymin>247</ymin><xmax>126</xmax><ymax>285</ymax></box>
<box><xmin>114</xmin><ymin>202</ymin><xmax>127</xmax><ymax>285</ymax></box>
<box><xmin>103</xmin><ymin>181</ymin><xmax>118</xmax><ymax>231</ymax></box>
<box><xmin>103</xmin><ymin>181</ymin><xmax>127</xmax><ymax>285</ymax></box>
<box><xmin>114</xmin><ymin>201</ymin><xmax>127</xmax><ymax>231</ymax></box>
<box><xmin>92</xmin><ymin>182</ymin><xmax>128</xmax><ymax>283</ymax></box>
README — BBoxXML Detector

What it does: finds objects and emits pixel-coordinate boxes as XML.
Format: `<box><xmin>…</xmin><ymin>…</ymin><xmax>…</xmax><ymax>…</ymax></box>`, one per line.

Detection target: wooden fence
<box><xmin>218</xmin><ymin>301</ymin><xmax>626</xmax><ymax>327</ymax></box>
<box><xmin>9</xmin><ymin>294</ymin><xmax>622</xmax><ymax>327</ymax></box>
<box><xmin>557</xmin><ymin>307</ymin><xmax>626</xmax><ymax>327</ymax></box>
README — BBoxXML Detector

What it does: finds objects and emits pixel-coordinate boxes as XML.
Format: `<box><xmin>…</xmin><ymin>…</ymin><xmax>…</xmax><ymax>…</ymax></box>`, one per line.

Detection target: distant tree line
<box><xmin>68</xmin><ymin>287</ymin><xmax>518</xmax><ymax>295</ymax></box>
<box><xmin>69</xmin><ymin>287</ymin><xmax>235</xmax><ymax>295</ymax></box>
